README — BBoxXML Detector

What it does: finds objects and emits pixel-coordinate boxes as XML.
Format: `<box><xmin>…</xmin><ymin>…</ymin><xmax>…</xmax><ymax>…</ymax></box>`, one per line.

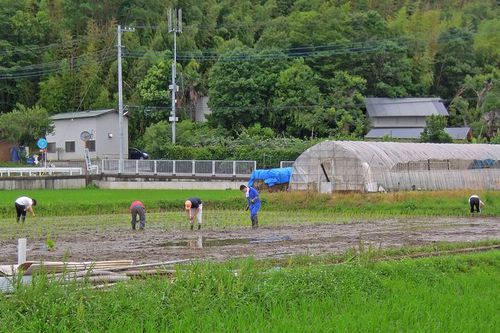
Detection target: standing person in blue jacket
<box><xmin>240</xmin><ymin>184</ymin><xmax>260</xmax><ymax>228</ymax></box>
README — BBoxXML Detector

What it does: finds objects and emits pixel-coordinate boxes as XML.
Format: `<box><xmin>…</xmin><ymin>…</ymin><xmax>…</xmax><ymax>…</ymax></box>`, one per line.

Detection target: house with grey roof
<box><xmin>46</xmin><ymin>109</ymin><xmax>128</xmax><ymax>160</ymax></box>
<box><xmin>364</xmin><ymin>98</ymin><xmax>471</xmax><ymax>141</ymax></box>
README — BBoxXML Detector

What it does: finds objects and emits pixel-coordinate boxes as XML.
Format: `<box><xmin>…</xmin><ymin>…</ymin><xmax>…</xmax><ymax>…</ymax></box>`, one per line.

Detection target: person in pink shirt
<box><xmin>129</xmin><ymin>200</ymin><xmax>146</xmax><ymax>230</ymax></box>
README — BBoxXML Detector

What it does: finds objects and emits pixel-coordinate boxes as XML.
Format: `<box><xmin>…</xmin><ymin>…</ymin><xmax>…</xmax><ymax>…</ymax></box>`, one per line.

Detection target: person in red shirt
<box><xmin>129</xmin><ymin>200</ymin><xmax>146</xmax><ymax>230</ymax></box>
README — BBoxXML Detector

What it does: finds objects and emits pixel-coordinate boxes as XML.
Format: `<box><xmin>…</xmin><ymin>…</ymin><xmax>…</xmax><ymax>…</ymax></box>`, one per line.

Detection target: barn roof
<box><xmin>51</xmin><ymin>109</ymin><xmax>116</xmax><ymax>120</ymax></box>
<box><xmin>365</xmin><ymin>98</ymin><xmax>448</xmax><ymax>117</ymax></box>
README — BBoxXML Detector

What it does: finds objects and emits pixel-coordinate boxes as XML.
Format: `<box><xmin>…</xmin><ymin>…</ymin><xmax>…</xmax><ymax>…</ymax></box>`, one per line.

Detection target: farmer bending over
<box><xmin>185</xmin><ymin>198</ymin><xmax>203</xmax><ymax>230</ymax></box>
<box><xmin>469</xmin><ymin>194</ymin><xmax>485</xmax><ymax>216</ymax></box>
<box><xmin>240</xmin><ymin>184</ymin><xmax>261</xmax><ymax>228</ymax></box>
<box><xmin>15</xmin><ymin>196</ymin><xmax>36</xmax><ymax>223</ymax></box>
<box><xmin>130</xmin><ymin>200</ymin><xmax>146</xmax><ymax>230</ymax></box>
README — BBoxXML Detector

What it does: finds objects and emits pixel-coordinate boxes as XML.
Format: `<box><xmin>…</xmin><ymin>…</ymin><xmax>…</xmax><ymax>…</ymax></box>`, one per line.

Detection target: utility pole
<box><xmin>168</xmin><ymin>8</ymin><xmax>182</xmax><ymax>144</ymax></box>
<box><xmin>117</xmin><ymin>25</ymin><xmax>135</xmax><ymax>173</ymax></box>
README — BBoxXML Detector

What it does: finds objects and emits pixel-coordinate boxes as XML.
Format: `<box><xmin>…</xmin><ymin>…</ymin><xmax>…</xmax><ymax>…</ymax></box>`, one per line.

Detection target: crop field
<box><xmin>0</xmin><ymin>250</ymin><xmax>498</xmax><ymax>332</ymax></box>
<box><xmin>0</xmin><ymin>188</ymin><xmax>498</xmax><ymax>217</ymax></box>
<box><xmin>0</xmin><ymin>188</ymin><xmax>498</xmax><ymax>331</ymax></box>
<box><xmin>0</xmin><ymin>189</ymin><xmax>499</xmax><ymax>264</ymax></box>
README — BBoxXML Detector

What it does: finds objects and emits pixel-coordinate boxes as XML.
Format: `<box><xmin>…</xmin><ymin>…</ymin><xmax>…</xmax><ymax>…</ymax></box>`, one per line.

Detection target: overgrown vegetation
<box><xmin>1</xmin><ymin>0</ymin><xmax>498</xmax><ymax>153</ymax></box>
<box><xmin>1</xmin><ymin>251</ymin><xmax>498</xmax><ymax>332</ymax></box>
<box><xmin>420</xmin><ymin>114</ymin><xmax>453</xmax><ymax>143</ymax></box>
<box><xmin>139</xmin><ymin>121</ymin><xmax>318</xmax><ymax>164</ymax></box>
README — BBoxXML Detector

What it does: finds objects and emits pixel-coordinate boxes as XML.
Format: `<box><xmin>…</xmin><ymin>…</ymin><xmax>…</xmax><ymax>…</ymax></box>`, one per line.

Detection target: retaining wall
<box><xmin>0</xmin><ymin>175</ymin><xmax>248</xmax><ymax>190</ymax></box>
<box><xmin>96</xmin><ymin>180</ymin><xmax>243</xmax><ymax>190</ymax></box>
<box><xmin>0</xmin><ymin>176</ymin><xmax>87</xmax><ymax>190</ymax></box>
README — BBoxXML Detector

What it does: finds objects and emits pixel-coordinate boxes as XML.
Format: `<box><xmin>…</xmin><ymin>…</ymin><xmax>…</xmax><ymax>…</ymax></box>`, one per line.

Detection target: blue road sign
<box><xmin>37</xmin><ymin>138</ymin><xmax>48</xmax><ymax>149</ymax></box>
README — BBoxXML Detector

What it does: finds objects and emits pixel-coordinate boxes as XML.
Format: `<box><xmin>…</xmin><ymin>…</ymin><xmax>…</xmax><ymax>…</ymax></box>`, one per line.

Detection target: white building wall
<box><xmin>96</xmin><ymin>113</ymin><xmax>128</xmax><ymax>159</ymax></box>
<box><xmin>371</xmin><ymin>116</ymin><xmax>426</xmax><ymax>128</ymax></box>
<box><xmin>46</xmin><ymin>113</ymin><xmax>128</xmax><ymax>160</ymax></box>
<box><xmin>47</xmin><ymin>117</ymin><xmax>97</xmax><ymax>160</ymax></box>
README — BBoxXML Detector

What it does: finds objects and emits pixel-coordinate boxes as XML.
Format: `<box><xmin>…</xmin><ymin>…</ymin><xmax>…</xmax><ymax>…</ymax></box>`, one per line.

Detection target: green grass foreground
<box><xmin>0</xmin><ymin>188</ymin><xmax>498</xmax><ymax>218</ymax></box>
<box><xmin>0</xmin><ymin>250</ymin><xmax>498</xmax><ymax>332</ymax></box>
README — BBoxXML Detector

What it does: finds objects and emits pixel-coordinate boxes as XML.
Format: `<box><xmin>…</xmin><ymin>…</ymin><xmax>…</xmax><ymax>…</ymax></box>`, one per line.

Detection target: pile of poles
<box><xmin>1</xmin><ymin>259</ymin><xmax>190</xmax><ymax>292</ymax></box>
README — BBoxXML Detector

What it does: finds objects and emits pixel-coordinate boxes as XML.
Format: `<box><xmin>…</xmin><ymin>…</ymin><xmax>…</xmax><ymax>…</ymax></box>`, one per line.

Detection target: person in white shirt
<box><xmin>15</xmin><ymin>196</ymin><xmax>37</xmax><ymax>223</ymax></box>
<box><xmin>468</xmin><ymin>194</ymin><xmax>485</xmax><ymax>216</ymax></box>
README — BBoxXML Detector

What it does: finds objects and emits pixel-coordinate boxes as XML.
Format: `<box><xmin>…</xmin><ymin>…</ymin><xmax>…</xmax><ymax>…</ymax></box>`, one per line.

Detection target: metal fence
<box><xmin>280</xmin><ymin>161</ymin><xmax>295</xmax><ymax>168</ymax></box>
<box><xmin>101</xmin><ymin>159</ymin><xmax>257</xmax><ymax>177</ymax></box>
<box><xmin>0</xmin><ymin>167</ymin><xmax>83</xmax><ymax>177</ymax></box>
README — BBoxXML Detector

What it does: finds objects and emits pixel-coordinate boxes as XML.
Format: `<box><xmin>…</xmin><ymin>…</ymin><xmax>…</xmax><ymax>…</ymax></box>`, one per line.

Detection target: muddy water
<box><xmin>0</xmin><ymin>217</ymin><xmax>498</xmax><ymax>264</ymax></box>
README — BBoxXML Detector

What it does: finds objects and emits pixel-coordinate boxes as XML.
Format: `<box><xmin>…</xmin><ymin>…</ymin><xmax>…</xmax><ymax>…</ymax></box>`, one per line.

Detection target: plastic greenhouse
<box><xmin>290</xmin><ymin>141</ymin><xmax>500</xmax><ymax>193</ymax></box>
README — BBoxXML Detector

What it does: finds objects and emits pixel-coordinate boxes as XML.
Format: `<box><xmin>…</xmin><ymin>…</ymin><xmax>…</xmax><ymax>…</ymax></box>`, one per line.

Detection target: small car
<box><xmin>128</xmin><ymin>148</ymin><xmax>149</xmax><ymax>160</ymax></box>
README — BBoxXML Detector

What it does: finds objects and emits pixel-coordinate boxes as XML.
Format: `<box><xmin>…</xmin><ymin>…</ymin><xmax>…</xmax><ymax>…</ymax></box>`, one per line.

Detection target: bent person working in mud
<box><xmin>468</xmin><ymin>194</ymin><xmax>485</xmax><ymax>216</ymax></box>
<box><xmin>185</xmin><ymin>198</ymin><xmax>203</xmax><ymax>230</ymax></box>
<box><xmin>130</xmin><ymin>200</ymin><xmax>146</xmax><ymax>230</ymax></box>
<box><xmin>15</xmin><ymin>196</ymin><xmax>36</xmax><ymax>223</ymax></box>
<box><xmin>240</xmin><ymin>184</ymin><xmax>261</xmax><ymax>228</ymax></box>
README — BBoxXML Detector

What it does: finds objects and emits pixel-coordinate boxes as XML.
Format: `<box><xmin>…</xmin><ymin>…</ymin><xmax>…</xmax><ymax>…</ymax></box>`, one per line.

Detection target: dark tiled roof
<box><xmin>365</xmin><ymin>98</ymin><xmax>448</xmax><ymax>117</ymax></box>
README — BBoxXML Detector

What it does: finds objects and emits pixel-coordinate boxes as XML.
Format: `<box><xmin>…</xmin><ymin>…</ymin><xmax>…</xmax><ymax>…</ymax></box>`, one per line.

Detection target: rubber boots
<box><xmin>251</xmin><ymin>216</ymin><xmax>259</xmax><ymax>229</ymax></box>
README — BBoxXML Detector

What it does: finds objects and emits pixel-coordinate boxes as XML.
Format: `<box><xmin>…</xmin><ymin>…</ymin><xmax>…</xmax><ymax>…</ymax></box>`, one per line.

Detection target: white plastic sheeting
<box><xmin>290</xmin><ymin>141</ymin><xmax>500</xmax><ymax>193</ymax></box>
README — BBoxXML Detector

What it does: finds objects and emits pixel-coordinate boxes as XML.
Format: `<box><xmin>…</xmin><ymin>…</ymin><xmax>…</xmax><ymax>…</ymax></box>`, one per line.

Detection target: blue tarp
<box><xmin>248</xmin><ymin>167</ymin><xmax>292</xmax><ymax>187</ymax></box>
<box><xmin>10</xmin><ymin>146</ymin><xmax>20</xmax><ymax>162</ymax></box>
<box><xmin>472</xmin><ymin>159</ymin><xmax>496</xmax><ymax>169</ymax></box>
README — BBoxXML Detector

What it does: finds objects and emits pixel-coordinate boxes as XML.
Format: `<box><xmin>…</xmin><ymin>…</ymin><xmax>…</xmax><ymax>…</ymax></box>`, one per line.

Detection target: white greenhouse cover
<box><xmin>290</xmin><ymin>141</ymin><xmax>500</xmax><ymax>192</ymax></box>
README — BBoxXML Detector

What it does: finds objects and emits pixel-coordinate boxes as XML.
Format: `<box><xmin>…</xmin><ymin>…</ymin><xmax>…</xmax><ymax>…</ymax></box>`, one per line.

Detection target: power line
<box><xmin>0</xmin><ymin>32</ymin><xmax>484</xmax><ymax>80</ymax></box>
<box><xmin>0</xmin><ymin>29</ymin><xmax>114</xmax><ymax>56</ymax></box>
<box><xmin>122</xmin><ymin>33</ymin><xmax>477</xmax><ymax>62</ymax></box>
<box><xmin>0</xmin><ymin>50</ymin><xmax>115</xmax><ymax>80</ymax></box>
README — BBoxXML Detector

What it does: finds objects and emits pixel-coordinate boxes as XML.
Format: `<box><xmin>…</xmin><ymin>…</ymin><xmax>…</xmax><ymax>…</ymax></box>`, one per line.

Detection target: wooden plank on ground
<box><xmin>22</xmin><ymin>260</ymin><xmax>134</xmax><ymax>275</ymax></box>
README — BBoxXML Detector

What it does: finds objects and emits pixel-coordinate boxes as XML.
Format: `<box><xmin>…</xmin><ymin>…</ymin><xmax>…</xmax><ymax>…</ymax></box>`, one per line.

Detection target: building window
<box><xmin>65</xmin><ymin>141</ymin><xmax>75</xmax><ymax>153</ymax></box>
<box><xmin>47</xmin><ymin>142</ymin><xmax>56</xmax><ymax>153</ymax></box>
<box><xmin>85</xmin><ymin>140</ymin><xmax>96</xmax><ymax>152</ymax></box>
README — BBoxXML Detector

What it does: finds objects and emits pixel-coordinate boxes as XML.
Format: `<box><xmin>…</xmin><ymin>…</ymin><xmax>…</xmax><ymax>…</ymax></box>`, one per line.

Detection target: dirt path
<box><xmin>1</xmin><ymin>217</ymin><xmax>499</xmax><ymax>264</ymax></box>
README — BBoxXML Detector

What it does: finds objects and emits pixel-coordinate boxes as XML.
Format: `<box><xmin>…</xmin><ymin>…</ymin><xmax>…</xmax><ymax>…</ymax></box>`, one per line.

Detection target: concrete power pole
<box><xmin>168</xmin><ymin>8</ymin><xmax>182</xmax><ymax>144</ymax></box>
<box><xmin>117</xmin><ymin>25</ymin><xmax>134</xmax><ymax>173</ymax></box>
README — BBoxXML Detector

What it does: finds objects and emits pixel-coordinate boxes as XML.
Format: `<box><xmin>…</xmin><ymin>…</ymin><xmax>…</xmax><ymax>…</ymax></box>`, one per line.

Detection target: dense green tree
<box><xmin>474</xmin><ymin>18</ymin><xmax>500</xmax><ymax>66</ymax></box>
<box><xmin>272</xmin><ymin>59</ymin><xmax>321</xmax><ymax>137</ymax></box>
<box><xmin>208</xmin><ymin>47</ymin><xmax>287</xmax><ymax>131</ymax></box>
<box><xmin>433</xmin><ymin>28</ymin><xmax>477</xmax><ymax>99</ymax></box>
<box><xmin>325</xmin><ymin>71</ymin><xmax>367</xmax><ymax>137</ymax></box>
<box><xmin>420</xmin><ymin>115</ymin><xmax>452</xmax><ymax>143</ymax></box>
<box><xmin>0</xmin><ymin>104</ymin><xmax>53</xmax><ymax>145</ymax></box>
<box><xmin>0</xmin><ymin>0</ymin><xmax>498</xmax><ymax>145</ymax></box>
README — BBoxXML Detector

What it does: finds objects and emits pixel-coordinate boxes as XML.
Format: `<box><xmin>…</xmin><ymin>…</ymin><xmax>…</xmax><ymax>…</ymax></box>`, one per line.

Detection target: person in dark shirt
<box><xmin>185</xmin><ymin>197</ymin><xmax>203</xmax><ymax>230</ymax></box>
<box><xmin>468</xmin><ymin>195</ymin><xmax>485</xmax><ymax>216</ymax></box>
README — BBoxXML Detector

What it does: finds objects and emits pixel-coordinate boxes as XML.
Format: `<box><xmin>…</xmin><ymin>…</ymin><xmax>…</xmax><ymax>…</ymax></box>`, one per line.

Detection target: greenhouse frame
<box><xmin>290</xmin><ymin>141</ymin><xmax>500</xmax><ymax>193</ymax></box>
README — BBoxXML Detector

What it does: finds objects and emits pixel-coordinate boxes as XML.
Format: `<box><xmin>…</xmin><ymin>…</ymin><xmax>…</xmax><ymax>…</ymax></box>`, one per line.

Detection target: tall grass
<box><xmin>0</xmin><ymin>189</ymin><xmax>497</xmax><ymax>218</ymax></box>
<box><xmin>0</xmin><ymin>251</ymin><xmax>498</xmax><ymax>332</ymax></box>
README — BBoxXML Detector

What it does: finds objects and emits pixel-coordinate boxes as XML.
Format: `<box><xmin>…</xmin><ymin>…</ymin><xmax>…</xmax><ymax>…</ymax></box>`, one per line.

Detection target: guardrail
<box><xmin>101</xmin><ymin>159</ymin><xmax>257</xmax><ymax>177</ymax></box>
<box><xmin>0</xmin><ymin>167</ymin><xmax>83</xmax><ymax>177</ymax></box>
<box><xmin>280</xmin><ymin>161</ymin><xmax>295</xmax><ymax>168</ymax></box>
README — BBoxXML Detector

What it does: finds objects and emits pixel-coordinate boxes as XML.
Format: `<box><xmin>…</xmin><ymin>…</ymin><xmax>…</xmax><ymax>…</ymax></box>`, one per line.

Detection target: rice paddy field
<box><xmin>0</xmin><ymin>188</ymin><xmax>498</xmax><ymax>217</ymax></box>
<box><xmin>0</xmin><ymin>188</ymin><xmax>498</xmax><ymax>332</ymax></box>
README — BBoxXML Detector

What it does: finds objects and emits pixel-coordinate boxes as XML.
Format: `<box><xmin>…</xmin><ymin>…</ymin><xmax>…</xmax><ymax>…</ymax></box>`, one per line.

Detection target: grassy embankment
<box><xmin>0</xmin><ymin>189</ymin><xmax>498</xmax><ymax>218</ymax></box>
<box><xmin>0</xmin><ymin>250</ymin><xmax>498</xmax><ymax>332</ymax></box>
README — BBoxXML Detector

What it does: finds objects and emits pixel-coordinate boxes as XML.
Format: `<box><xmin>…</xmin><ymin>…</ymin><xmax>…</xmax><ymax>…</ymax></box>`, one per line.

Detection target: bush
<box><xmin>141</xmin><ymin>120</ymin><xmax>318</xmax><ymax>166</ymax></box>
